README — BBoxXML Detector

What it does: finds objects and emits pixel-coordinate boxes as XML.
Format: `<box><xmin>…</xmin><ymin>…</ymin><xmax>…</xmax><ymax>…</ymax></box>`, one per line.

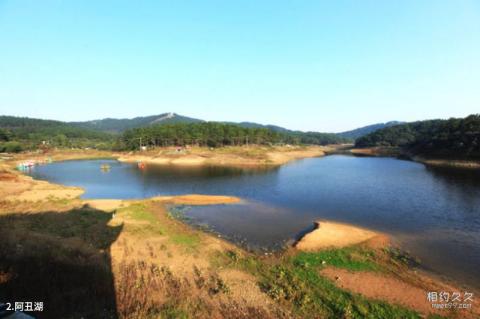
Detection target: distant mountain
<box><xmin>337</xmin><ymin>121</ymin><xmax>404</xmax><ymax>140</ymax></box>
<box><xmin>71</xmin><ymin>113</ymin><xmax>203</xmax><ymax>133</ymax></box>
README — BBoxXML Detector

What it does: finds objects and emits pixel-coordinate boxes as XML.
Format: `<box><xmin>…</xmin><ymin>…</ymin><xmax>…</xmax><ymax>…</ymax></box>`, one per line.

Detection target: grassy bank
<box><xmin>213</xmin><ymin>247</ymin><xmax>418</xmax><ymax>318</ymax></box>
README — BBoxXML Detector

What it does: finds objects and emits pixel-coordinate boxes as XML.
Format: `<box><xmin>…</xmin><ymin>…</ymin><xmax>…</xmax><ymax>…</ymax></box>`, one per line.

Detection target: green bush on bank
<box><xmin>0</xmin><ymin>141</ymin><xmax>23</xmax><ymax>153</ymax></box>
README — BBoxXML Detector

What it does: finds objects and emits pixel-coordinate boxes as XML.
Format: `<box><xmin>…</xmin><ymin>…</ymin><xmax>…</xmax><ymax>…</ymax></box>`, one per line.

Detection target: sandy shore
<box><xmin>0</xmin><ymin>166</ymin><xmax>84</xmax><ymax>201</ymax></box>
<box><xmin>295</xmin><ymin>220</ymin><xmax>388</xmax><ymax>251</ymax></box>
<box><xmin>349</xmin><ymin>147</ymin><xmax>401</xmax><ymax>157</ymax></box>
<box><xmin>2</xmin><ymin>145</ymin><xmax>334</xmax><ymax>172</ymax></box>
<box><xmin>117</xmin><ymin>145</ymin><xmax>329</xmax><ymax>167</ymax></box>
<box><xmin>414</xmin><ymin>157</ymin><xmax>480</xmax><ymax>169</ymax></box>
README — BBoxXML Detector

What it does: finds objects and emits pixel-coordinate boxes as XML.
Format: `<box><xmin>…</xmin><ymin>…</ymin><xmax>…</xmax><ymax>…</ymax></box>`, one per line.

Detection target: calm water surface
<box><xmin>27</xmin><ymin>155</ymin><xmax>480</xmax><ymax>289</ymax></box>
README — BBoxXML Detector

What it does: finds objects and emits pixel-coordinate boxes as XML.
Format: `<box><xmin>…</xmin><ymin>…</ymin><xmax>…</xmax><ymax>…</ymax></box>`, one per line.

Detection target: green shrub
<box><xmin>1</xmin><ymin>141</ymin><xmax>23</xmax><ymax>153</ymax></box>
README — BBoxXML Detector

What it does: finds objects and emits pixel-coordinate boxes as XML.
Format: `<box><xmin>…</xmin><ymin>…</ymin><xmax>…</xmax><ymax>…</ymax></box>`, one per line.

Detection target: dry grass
<box><xmin>107</xmin><ymin>200</ymin><xmax>289</xmax><ymax>319</ymax></box>
<box><xmin>114</xmin><ymin>258</ymin><xmax>288</xmax><ymax>319</ymax></box>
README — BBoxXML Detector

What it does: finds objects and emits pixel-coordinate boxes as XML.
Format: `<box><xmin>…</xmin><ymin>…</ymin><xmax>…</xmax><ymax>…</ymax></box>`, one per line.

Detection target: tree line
<box><xmin>120</xmin><ymin>122</ymin><xmax>349</xmax><ymax>149</ymax></box>
<box><xmin>355</xmin><ymin>114</ymin><xmax>480</xmax><ymax>159</ymax></box>
<box><xmin>0</xmin><ymin>116</ymin><xmax>114</xmax><ymax>152</ymax></box>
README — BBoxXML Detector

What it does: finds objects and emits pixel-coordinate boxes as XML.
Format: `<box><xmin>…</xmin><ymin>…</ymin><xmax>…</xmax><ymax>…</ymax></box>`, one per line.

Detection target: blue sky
<box><xmin>0</xmin><ymin>1</ymin><xmax>479</xmax><ymax>132</ymax></box>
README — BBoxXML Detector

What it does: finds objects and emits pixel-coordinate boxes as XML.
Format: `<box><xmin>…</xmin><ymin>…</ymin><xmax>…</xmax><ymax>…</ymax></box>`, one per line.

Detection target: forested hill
<box><xmin>337</xmin><ymin>121</ymin><xmax>404</xmax><ymax>139</ymax></box>
<box><xmin>70</xmin><ymin>113</ymin><xmax>352</xmax><ymax>146</ymax></box>
<box><xmin>71</xmin><ymin>113</ymin><xmax>202</xmax><ymax>133</ymax></box>
<box><xmin>355</xmin><ymin>114</ymin><xmax>480</xmax><ymax>159</ymax></box>
<box><xmin>121</xmin><ymin>122</ymin><xmax>349</xmax><ymax>149</ymax></box>
<box><xmin>0</xmin><ymin>115</ymin><xmax>349</xmax><ymax>152</ymax></box>
<box><xmin>0</xmin><ymin>116</ymin><xmax>114</xmax><ymax>151</ymax></box>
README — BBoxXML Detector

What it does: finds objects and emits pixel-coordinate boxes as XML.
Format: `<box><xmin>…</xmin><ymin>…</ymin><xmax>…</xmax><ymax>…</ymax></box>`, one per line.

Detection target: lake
<box><xmin>26</xmin><ymin>155</ymin><xmax>480</xmax><ymax>289</ymax></box>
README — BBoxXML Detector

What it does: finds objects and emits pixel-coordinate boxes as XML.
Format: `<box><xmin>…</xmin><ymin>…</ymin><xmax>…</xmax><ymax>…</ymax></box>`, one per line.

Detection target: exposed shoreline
<box><xmin>349</xmin><ymin>147</ymin><xmax>480</xmax><ymax>169</ymax></box>
<box><xmin>116</xmin><ymin>145</ymin><xmax>330</xmax><ymax>167</ymax></box>
<box><xmin>10</xmin><ymin>144</ymin><xmax>479</xmax><ymax>171</ymax></box>
<box><xmin>3</xmin><ymin>145</ymin><xmax>330</xmax><ymax>169</ymax></box>
<box><xmin>413</xmin><ymin>157</ymin><xmax>480</xmax><ymax>169</ymax></box>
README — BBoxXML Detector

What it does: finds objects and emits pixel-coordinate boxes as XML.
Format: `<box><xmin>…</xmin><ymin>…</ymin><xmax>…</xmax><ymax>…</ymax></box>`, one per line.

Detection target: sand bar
<box><xmin>295</xmin><ymin>220</ymin><xmax>386</xmax><ymax>251</ymax></box>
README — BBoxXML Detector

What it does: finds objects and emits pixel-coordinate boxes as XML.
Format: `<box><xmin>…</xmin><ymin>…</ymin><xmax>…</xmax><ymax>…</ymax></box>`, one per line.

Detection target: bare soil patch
<box><xmin>321</xmin><ymin>267</ymin><xmax>480</xmax><ymax>318</ymax></box>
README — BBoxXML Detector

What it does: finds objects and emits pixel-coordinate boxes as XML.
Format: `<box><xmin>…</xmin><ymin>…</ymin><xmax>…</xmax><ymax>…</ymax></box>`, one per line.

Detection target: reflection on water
<box><xmin>27</xmin><ymin>156</ymin><xmax>480</xmax><ymax>289</ymax></box>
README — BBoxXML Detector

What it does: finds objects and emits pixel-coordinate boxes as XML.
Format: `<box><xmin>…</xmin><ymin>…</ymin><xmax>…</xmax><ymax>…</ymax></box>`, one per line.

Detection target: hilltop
<box><xmin>337</xmin><ymin>121</ymin><xmax>404</xmax><ymax>140</ymax></box>
<box><xmin>70</xmin><ymin>112</ymin><xmax>203</xmax><ymax>133</ymax></box>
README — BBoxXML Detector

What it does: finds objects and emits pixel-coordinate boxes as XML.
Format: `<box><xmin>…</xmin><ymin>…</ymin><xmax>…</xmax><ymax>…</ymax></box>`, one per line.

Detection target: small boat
<box><xmin>138</xmin><ymin>162</ymin><xmax>146</xmax><ymax>169</ymax></box>
<box><xmin>17</xmin><ymin>160</ymin><xmax>36</xmax><ymax>170</ymax></box>
<box><xmin>101</xmin><ymin>164</ymin><xmax>111</xmax><ymax>171</ymax></box>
